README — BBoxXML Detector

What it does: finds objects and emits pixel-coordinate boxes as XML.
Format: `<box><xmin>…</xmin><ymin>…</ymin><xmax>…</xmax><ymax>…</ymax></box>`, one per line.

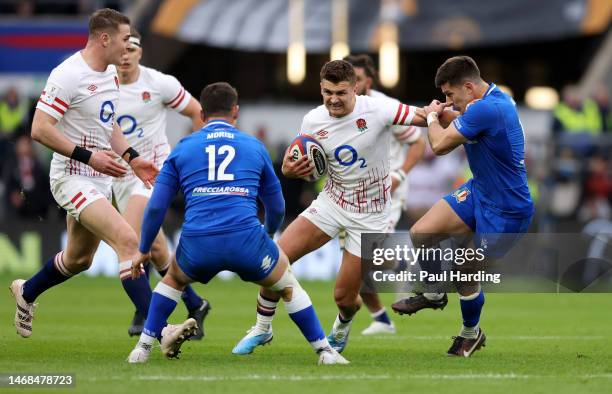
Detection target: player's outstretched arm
<box><xmin>411</xmin><ymin>107</ymin><xmax>428</xmax><ymax>127</ymax></box>
<box><xmin>259</xmin><ymin>146</ymin><xmax>286</xmax><ymax>236</ymax></box>
<box><xmin>260</xmin><ymin>190</ymin><xmax>285</xmax><ymax>237</ymax></box>
<box><xmin>110</xmin><ymin>123</ymin><xmax>159</xmax><ymax>187</ymax></box>
<box><xmin>31</xmin><ymin>109</ymin><xmax>77</xmax><ymax>157</ymax></box>
<box><xmin>31</xmin><ymin>109</ymin><xmax>128</xmax><ymax>177</ymax></box>
<box><xmin>423</xmin><ymin>100</ymin><xmax>467</xmax><ymax>155</ymax></box>
<box><xmin>133</xmin><ymin>180</ymin><xmax>176</xmax><ymax>277</ymax></box>
<box><xmin>180</xmin><ymin>97</ymin><xmax>205</xmax><ymax>131</ymax></box>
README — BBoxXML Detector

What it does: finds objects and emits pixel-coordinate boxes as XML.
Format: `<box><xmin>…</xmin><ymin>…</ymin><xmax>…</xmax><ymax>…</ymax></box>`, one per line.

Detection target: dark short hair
<box><xmin>343</xmin><ymin>54</ymin><xmax>379</xmax><ymax>87</ymax></box>
<box><xmin>89</xmin><ymin>8</ymin><xmax>130</xmax><ymax>37</ymax></box>
<box><xmin>434</xmin><ymin>56</ymin><xmax>481</xmax><ymax>88</ymax></box>
<box><xmin>200</xmin><ymin>82</ymin><xmax>238</xmax><ymax>116</ymax></box>
<box><xmin>320</xmin><ymin>60</ymin><xmax>356</xmax><ymax>85</ymax></box>
<box><xmin>130</xmin><ymin>27</ymin><xmax>141</xmax><ymax>40</ymax></box>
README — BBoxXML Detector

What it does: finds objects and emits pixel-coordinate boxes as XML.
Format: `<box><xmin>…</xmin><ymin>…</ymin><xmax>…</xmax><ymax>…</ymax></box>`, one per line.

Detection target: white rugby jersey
<box><xmin>37</xmin><ymin>51</ymin><xmax>119</xmax><ymax>180</ymax></box>
<box><xmin>115</xmin><ymin>65</ymin><xmax>191</xmax><ymax>179</ymax></box>
<box><xmin>369</xmin><ymin>89</ymin><xmax>421</xmax><ymax>171</ymax></box>
<box><xmin>301</xmin><ymin>95</ymin><xmax>417</xmax><ymax>213</ymax></box>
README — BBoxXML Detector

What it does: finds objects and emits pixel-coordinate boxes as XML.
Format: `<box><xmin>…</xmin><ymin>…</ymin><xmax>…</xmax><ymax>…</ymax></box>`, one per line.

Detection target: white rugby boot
<box><xmin>361</xmin><ymin>321</ymin><xmax>396</xmax><ymax>335</ymax></box>
<box><xmin>9</xmin><ymin>279</ymin><xmax>37</xmax><ymax>338</ymax></box>
<box><xmin>317</xmin><ymin>347</ymin><xmax>350</xmax><ymax>365</ymax></box>
<box><xmin>160</xmin><ymin>318</ymin><xmax>198</xmax><ymax>359</ymax></box>
<box><xmin>127</xmin><ymin>341</ymin><xmax>153</xmax><ymax>363</ymax></box>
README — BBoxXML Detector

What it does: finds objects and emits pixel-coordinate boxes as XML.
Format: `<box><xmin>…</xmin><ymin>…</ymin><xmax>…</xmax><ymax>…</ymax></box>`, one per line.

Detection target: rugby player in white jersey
<box><xmin>233</xmin><ymin>60</ymin><xmax>426</xmax><ymax>355</ymax></box>
<box><xmin>115</xmin><ymin>28</ymin><xmax>209</xmax><ymax>339</ymax></box>
<box><xmin>344</xmin><ymin>54</ymin><xmax>425</xmax><ymax>335</ymax></box>
<box><xmin>9</xmin><ymin>9</ymin><xmax>158</xmax><ymax>338</ymax></box>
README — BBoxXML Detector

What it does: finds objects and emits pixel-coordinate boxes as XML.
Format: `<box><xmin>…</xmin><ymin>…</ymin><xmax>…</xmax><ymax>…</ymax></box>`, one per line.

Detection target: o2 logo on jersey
<box><xmin>117</xmin><ymin>114</ymin><xmax>145</xmax><ymax>137</ymax></box>
<box><xmin>99</xmin><ymin>100</ymin><xmax>115</xmax><ymax>124</ymax></box>
<box><xmin>334</xmin><ymin>144</ymin><xmax>367</xmax><ymax>168</ymax></box>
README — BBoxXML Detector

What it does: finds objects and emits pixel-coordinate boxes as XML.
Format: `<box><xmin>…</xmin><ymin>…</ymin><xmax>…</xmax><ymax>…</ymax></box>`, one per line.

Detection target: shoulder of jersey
<box><xmin>139</xmin><ymin>65</ymin><xmax>164</xmax><ymax>80</ymax></box>
<box><xmin>236</xmin><ymin>128</ymin><xmax>263</xmax><ymax>146</ymax></box>
<box><xmin>309</xmin><ymin>104</ymin><xmax>328</xmax><ymax>117</ymax></box>
<box><xmin>175</xmin><ymin>130</ymin><xmax>201</xmax><ymax>147</ymax></box>
<box><xmin>52</xmin><ymin>52</ymin><xmax>84</xmax><ymax>77</ymax></box>
<box><xmin>465</xmin><ymin>98</ymin><xmax>485</xmax><ymax>112</ymax></box>
<box><xmin>358</xmin><ymin>94</ymin><xmax>392</xmax><ymax>111</ymax></box>
<box><xmin>369</xmin><ymin>89</ymin><xmax>389</xmax><ymax>99</ymax></box>
<box><xmin>303</xmin><ymin>105</ymin><xmax>328</xmax><ymax>124</ymax></box>
<box><xmin>370</xmin><ymin>89</ymin><xmax>400</xmax><ymax>105</ymax></box>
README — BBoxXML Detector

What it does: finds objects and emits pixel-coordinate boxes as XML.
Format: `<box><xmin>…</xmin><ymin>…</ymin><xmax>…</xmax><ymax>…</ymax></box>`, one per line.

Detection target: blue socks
<box><xmin>156</xmin><ymin>266</ymin><xmax>203</xmax><ymax>311</ymax></box>
<box><xmin>459</xmin><ymin>289</ymin><xmax>485</xmax><ymax>336</ymax></box>
<box><xmin>372</xmin><ymin>308</ymin><xmax>392</xmax><ymax>325</ymax></box>
<box><xmin>22</xmin><ymin>252</ymin><xmax>73</xmax><ymax>303</ymax></box>
<box><xmin>288</xmin><ymin>305</ymin><xmax>326</xmax><ymax>344</ymax></box>
<box><xmin>119</xmin><ymin>261</ymin><xmax>152</xmax><ymax>316</ymax></box>
<box><xmin>181</xmin><ymin>286</ymin><xmax>204</xmax><ymax>311</ymax></box>
<box><xmin>284</xmin><ymin>286</ymin><xmax>328</xmax><ymax>350</ymax></box>
<box><xmin>142</xmin><ymin>282</ymin><xmax>182</xmax><ymax>340</ymax></box>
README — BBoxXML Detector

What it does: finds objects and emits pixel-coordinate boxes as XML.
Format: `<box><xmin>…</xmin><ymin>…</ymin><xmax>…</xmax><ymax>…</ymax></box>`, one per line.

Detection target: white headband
<box><xmin>128</xmin><ymin>36</ymin><xmax>141</xmax><ymax>47</ymax></box>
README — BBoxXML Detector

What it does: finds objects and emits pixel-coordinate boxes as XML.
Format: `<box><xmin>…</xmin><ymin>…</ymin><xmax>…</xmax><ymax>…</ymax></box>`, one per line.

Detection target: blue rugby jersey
<box><xmin>452</xmin><ymin>83</ymin><xmax>534</xmax><ymax>217</ymax></box>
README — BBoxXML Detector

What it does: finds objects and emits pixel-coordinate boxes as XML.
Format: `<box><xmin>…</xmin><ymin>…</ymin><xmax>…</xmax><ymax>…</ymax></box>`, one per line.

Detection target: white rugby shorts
<box><xmin>300</xmin><ymin>193</ymin><xmax>389</xmax><ymax>257</ymax></box>
<box><xmin>50</xmin><ymin>175</ymin><xmax>112</xmax><ymax>221</ymax></box>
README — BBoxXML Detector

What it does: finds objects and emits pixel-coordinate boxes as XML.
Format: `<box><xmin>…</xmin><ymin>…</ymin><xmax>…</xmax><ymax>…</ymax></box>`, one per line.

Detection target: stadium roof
<box><xmin>148</xmin><ymin>0</ymin><xmax>611</xmax><ymax>52</ymax></box>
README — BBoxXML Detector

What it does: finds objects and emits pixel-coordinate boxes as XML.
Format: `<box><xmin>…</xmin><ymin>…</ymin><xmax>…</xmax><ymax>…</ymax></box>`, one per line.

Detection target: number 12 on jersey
<box><xmin>205</xmin><ymin>145</ymin><xmax>235</xmax><ymax>181</ymax></box>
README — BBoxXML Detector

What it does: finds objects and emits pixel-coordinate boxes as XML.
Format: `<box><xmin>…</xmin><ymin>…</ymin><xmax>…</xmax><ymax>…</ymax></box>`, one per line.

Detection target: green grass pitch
<box><xmin>1</xmin><ymin>275</ymin><xmax>611</xmax><ymax>394</ymax></box>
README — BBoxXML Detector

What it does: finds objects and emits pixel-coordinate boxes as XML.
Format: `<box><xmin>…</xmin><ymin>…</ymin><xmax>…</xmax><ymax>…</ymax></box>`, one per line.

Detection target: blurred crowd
<box><xmin>0</xmin><ymin>84</ymin><xmax>610</xmax><ymax>232</ymax></box>
<box><xmin>548</xmin><ymin>85</ymin><xmax>612</xmax><ymax>225</ymax></box>
<box><xmin>0</xmin><ymin>0</ymin><xmax>128</xmax><ymax>16</ymax></box>
<box><xmin>0</xmin><ymin>87</ymin><xmax>54</xmax><ymax>221</ymax></box>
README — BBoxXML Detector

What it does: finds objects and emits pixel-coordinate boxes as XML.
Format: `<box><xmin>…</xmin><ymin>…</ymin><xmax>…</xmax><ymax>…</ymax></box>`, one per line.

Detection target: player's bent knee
<box><xmin>114</xmin><ymin>227</ymin><xmax>139</xmax><ymax>257</ymax></box>
<box><xmin>64</xmin><ymin>254</ymin><xmax>94</xmax><ymax>273</ymax></box>
<box><xmin>266</xmin><ymin>268</ymin><xmax>312</xmax><ymax>312</ymax></box>
<box><xmin>334</xmin><ymin>287</ymin><xmax>360</xmax><ymax>311</ymax></box>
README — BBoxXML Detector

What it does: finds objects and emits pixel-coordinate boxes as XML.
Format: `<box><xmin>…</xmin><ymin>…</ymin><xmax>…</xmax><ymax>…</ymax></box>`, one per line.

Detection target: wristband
<box><xmin>71</xmin><ymin>146</ymin><xmax>92</xmax><ymax>164</ymax></box>
<box><xmin>427</xmin><ymin>111</ymin><xmax>439</xmax><ymax>126</ymax></box>
<box><xmin>122</xmin><ymin>147</ymin><xmax>140</xmax><ymax>163</ymax></box>
<box><xmin>390</xmin><ymin>169</ymin><xmax>406</xmax><ymax>183</ymax></box>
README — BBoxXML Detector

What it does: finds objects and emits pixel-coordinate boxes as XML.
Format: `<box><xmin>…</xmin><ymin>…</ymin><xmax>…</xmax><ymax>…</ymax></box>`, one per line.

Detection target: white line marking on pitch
<box><xmin>369</xmin><ymin>335</ymin><xmax>606</xmax><ymax>340</ymax></box>
<box><xmin>85</xmin><ymin>373</ymin><xmax>612</xmax><ymax>382</ymax></box>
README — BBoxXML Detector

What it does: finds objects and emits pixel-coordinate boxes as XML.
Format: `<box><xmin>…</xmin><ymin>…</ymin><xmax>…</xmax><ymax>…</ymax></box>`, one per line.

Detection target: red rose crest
<box><xmin>356</xmin><ymin>118</ymin><xmax>367</xmax><ymax>132</ymax></box>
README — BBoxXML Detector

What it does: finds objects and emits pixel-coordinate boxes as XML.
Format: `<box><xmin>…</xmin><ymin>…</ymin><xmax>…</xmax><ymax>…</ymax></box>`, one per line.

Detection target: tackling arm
<box><xmin>423</xmin><ymin>101</ymin><xmax>467</xmax><ymax>156</ymax></box>
<box><xmin>259</xmin><ymin>146</ymin><xmax>286</xmax><ymax>236</ymax></box>
<box><xmin>260</xmin><ymin>190</ymin><xmax>285</xmax><ymax>237</ymax></box>
<box><xmin>139</xmin><ymin>181</ymin><xmax>177</xmax><ymax>253</ymax></box>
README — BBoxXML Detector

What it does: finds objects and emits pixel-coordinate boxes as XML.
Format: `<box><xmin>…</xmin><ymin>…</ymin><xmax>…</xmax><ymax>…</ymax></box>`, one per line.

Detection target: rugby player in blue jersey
<box><xmin>126</xmin><ymin>82</ymin><xmax>348</xmax><ymax>365</ymax></box>
<box><xmin>392</xmin><ymin>56</ymin><xmax>534</xmax><ymax>357</ymax></box>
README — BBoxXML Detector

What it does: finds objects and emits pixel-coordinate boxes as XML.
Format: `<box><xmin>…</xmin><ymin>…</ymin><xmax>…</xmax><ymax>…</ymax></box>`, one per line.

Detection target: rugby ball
<box><xmin>288</xmin><ymin>134</ymin><xmax>328</xmax><ymax>182</ymax></box>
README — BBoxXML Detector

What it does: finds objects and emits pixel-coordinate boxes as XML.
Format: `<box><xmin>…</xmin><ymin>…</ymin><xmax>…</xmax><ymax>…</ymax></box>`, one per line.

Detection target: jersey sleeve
<box><xmin>376</xmin><ymin>97</ymin><xmax>417</xmax><ymax>129</ymax></box>
<box><xmin>298</xmin><ymin>112</ymin><xmax>313</xmax><ymax>135</ymax></box>
<box><xmin>155</xmin><ymin>151</ymin><xmax>181</xmax><ymax>191</ymax></box>
<box><xmin>257</xmin><ymin>141</ymin><xmax>285</xmax><ymax>234</ymax></box>
<box><xmin>36</xmin><ymin>67</ymin><xmax>75</xmax><ymax>120</ymax></box>
<box><xmin>452</xmin><ymin>100</ymin><xmax>496</xmax><ymax>140</ymax></box>
<box><xmin>392</xmin><ymin>125</ymin><xmax>422</xmax><ymax>144</ymax></box>
<box><xmin>258</xmin><ymin>142</ymin><xmax>282</xmax><ymax>196</ymax></box>
<box><xmin>158</xmin><ymin>72</ymin><xmax>192</xmax><ymax>112</ymax></box>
